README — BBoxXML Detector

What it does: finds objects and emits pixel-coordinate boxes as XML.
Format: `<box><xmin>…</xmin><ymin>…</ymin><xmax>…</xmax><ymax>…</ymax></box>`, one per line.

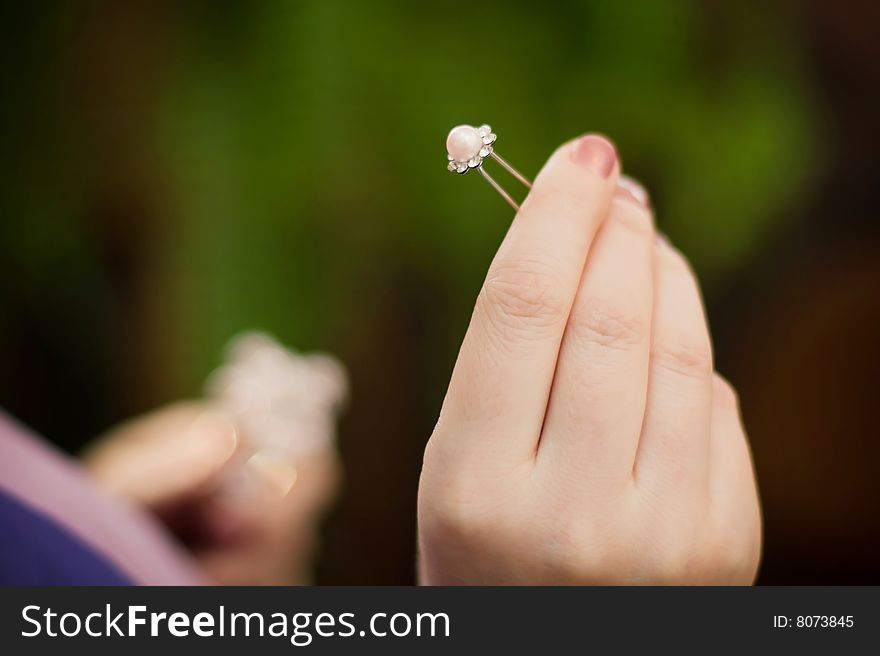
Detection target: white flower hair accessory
<box><xmin>445</xmin><ymin>123</ymin><xmax>532</xmax><ymax>210</ymax></box>
<box><xmin>206</xmin><ymin>331</ymin><xmax>348</xmax><ymax>461</ymax></box>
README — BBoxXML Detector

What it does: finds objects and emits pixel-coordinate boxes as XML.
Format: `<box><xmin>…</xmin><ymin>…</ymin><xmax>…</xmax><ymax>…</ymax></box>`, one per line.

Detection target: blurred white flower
<box><xmin>205</xmin><ymin>332</ymin><xmax>347</xmax><ymax>461</ymax></box>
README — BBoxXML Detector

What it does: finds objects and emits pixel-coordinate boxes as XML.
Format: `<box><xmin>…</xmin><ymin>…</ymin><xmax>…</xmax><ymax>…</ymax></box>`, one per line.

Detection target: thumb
<box><xmin>83</xmin><ymin>402</ymin><xmax>239</xmax><ymax>509</ymax></box>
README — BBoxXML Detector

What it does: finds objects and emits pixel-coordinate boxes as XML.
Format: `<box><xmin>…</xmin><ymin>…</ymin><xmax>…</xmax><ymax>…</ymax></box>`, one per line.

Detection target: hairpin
<box><xmin>446</xmin><ymin>124</ymin><xmax>532</xmax><ymax>211</ymax></box>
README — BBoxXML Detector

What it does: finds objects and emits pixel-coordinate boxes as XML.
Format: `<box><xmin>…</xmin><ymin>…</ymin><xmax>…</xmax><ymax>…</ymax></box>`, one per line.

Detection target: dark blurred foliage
<box><xmin>0</xmin><ymin>0</ymin><xmax>877</xmax><ymax>583</ymax></box>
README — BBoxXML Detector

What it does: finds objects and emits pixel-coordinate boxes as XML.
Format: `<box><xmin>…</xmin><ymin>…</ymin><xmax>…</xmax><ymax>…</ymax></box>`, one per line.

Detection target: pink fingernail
<box><xmin>616</xmin><ymin>175</ymin><xmax>649</xmax><ymax>206</ymax></box>
<box><xmin>570</xmin><ymin>135</ymin><xmax>617</xmax><ymax>178</ymax></box>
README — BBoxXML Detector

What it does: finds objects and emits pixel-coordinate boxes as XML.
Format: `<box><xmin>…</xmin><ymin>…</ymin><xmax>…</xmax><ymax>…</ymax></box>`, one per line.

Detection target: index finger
<box><xmin>432</xmin><ymin>135</ymin><xmax>619</xmax><ymax>467</ymax></box>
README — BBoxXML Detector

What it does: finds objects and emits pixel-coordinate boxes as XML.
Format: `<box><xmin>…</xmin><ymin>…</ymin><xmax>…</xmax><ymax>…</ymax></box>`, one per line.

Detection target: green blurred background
<box><xmin>1</xmin><ymin>0</ymin><xmax>878</xmax><ymax>583</ymax></box>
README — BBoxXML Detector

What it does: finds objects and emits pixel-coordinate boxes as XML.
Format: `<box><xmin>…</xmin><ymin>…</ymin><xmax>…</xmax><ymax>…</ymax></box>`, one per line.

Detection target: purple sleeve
<box><xmin>0</xmin><ymin>410</ymin><xmax>205</xmax><ymax>585</ymax></box>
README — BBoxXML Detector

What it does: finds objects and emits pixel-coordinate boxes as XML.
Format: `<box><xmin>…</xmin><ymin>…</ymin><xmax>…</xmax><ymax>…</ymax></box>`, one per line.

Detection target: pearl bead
<box><xmin>446</xmin><ymin>125</ymin><xmax>483</xmax><ymax>162</ymax></box>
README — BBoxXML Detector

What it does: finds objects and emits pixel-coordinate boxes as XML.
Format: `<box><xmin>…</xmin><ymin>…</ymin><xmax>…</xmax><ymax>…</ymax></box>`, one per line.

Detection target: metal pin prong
<box><xmin>446</xmin><ymin>124</ymin><xmax>532</xmax><ymax>211</ymax></box>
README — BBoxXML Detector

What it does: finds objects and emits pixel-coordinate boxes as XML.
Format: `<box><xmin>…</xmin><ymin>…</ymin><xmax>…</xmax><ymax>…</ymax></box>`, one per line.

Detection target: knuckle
<box><xmin>419</xmin><ymin>433</ymin><xmax>511</xmax><ymax>549</ymax></box>
<box><xmin>651</xmin><ymin>336</ymin><xmax>713</xmax><ymax>380</ymax></box>
<box><xmin>651</xmin><ymin>519</ymin><xmax>714</xmax><ymax>583</ymax></box>
<box><xmin>480</xmin><ymin>260</ymin><xmax>568</xmax><ymax>333</ymax></box>
<box><xmin>568</xmin><ymin>299</ymin><xmax>647</xmax><ymax>351</ymax></box>
<box><xmin>419</xmin><ymin>468</ymin><xmax>483</xmax><ymax>542</ymax></box>
<box><xmin>419</xmin><ymin>476</ymin><xmax>515</xmax><ymax>560</ymax></box>
<box><xmin>703</xmin><ymin>525</ymin><xmax>761</xmax><ymax>584</ymax></box>
<box><xmin>655</xmin><ymin>549</ymin><xmax>693</xmax><ymax>583</ymax></box>
<box><xmin>541</xmin><ymin>515</ymin><xmax>604</xmax><ymax>582</ymax></box>
<box><xmin>709</xmin><ymin>502</ymin><xmax>763</xmax><ymax>583</ymax></box>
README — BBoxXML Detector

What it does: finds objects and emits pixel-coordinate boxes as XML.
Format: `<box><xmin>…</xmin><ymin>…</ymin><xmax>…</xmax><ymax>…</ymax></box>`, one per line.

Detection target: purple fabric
<box><xmin>0</xmin><ymin>487</ymin><xmax>133</xmax><ymax>585</ymax></box>
<box><xmin>0</xmin><ymin>410</ymin><xmax>204</xmax><ymax>585</ymax></box>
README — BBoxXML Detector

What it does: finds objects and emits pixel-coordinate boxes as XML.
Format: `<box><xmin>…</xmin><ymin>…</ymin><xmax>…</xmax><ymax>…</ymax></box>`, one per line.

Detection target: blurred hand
<box><xmin>83</xmin><ymin>402</ymin><xmax>339</xmax><ymax>585</ymax></box>
<box><xmin>418</xmin><ymin>135</ymin><xmax>761</xmax><ymax>584</ymax></box>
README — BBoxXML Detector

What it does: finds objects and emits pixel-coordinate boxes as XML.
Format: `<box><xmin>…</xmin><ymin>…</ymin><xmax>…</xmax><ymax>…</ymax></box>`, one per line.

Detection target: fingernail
<box><xmin>570</xmin><ymin>135</ymin><xmax>617</xmax><ymax>178</ymax></box>
<box><xmin>616</xmin><ymin>175</ymin><xmax>649</xmax><ymax>206</ymax></box>
<box><xmin>246</xmin><ymin>451</ymin><xmax>298</xmax><ymax>499</ymax></box>
<box><xmin>217</xmin><ymin>450</ymin><xmax>298</xmax><ymax>506</ymax></box>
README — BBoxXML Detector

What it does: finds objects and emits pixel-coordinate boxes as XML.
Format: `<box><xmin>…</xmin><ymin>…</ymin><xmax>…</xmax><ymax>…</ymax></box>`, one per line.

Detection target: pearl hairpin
<box><xmin>446</xmin><ymin>124</ymin><xmax>532</xmax><ymax>210</ymax></box>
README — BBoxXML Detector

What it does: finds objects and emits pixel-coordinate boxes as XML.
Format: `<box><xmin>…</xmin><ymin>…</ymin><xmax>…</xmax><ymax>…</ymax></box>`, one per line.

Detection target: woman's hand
<box><xmin>83</xmin><ymin>402</ymin><xmax>339</xmax><ymax>585</ymax></box>
<box><xmin>418</xmin><ymin>135</ymin><xmax>761</xmax><ymax>584</ymax></box>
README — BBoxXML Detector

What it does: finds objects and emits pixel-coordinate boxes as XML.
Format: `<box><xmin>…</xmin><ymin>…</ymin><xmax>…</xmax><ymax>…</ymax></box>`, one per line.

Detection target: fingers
<box><xmin>84</xmin><ymin>402</ymin><xmax>239</xmax><ymax>508</ymax></box>
<box><xmin>538</xmin><ymin>190</ymin><xmax>655</xmax><ymax>483</ymax></box>
<box><xmin>433</xmin><ymin>135</ymin><xmax>620</xmax><ymax>466</ymax></box>
<box><xmin>634</xmin><ymin>237</ymin><xmax>714</xmax><ymax>494</ymax></box>
<box><xmin>198</xmin><ymin>448</ymin><xmax>340</xmax><ymax>584</ymax></box>
<box><xmin>708</xmin><ymin>375</ymin><xmax>762</xmax><ymax>576</ymax></box>
<box><xmin>203</xmin><ymin>448</ymin><xmax>339</xmax><ymax>545</ymax></box>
